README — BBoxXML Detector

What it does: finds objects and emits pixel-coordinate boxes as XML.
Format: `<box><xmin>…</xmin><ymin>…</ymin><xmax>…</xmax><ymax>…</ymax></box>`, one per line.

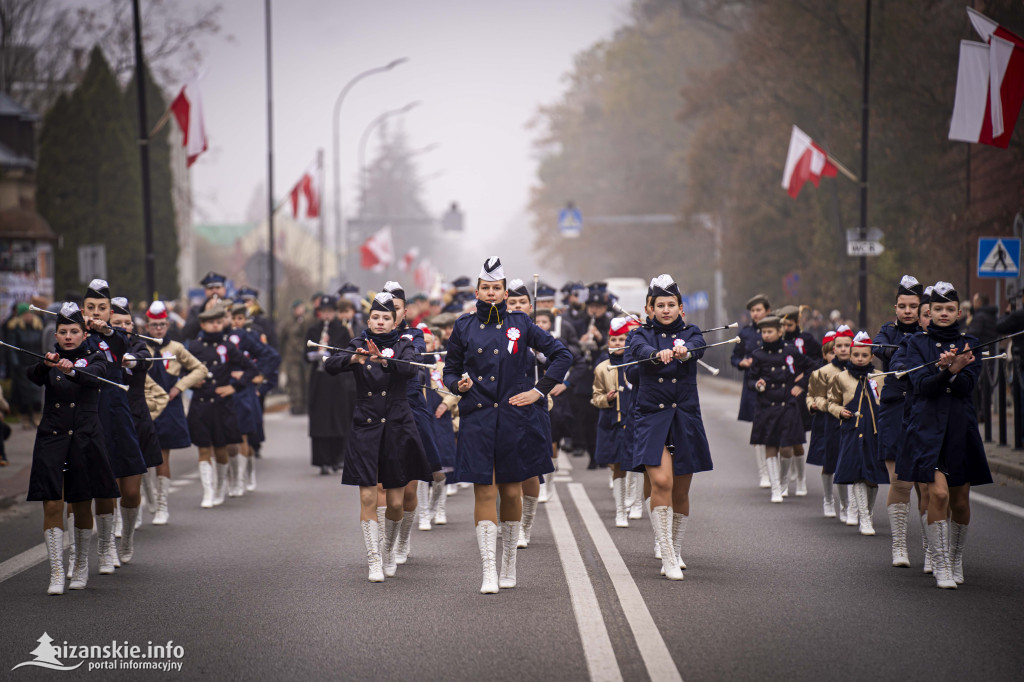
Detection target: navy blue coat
<box><xmin>324</xmin><ymin>332</ymin><xmax>433</xmax><ymax>489</ymax></box>
<box><xmin>731</xmin><ymin>322</ymin><xmax>761</xmax><ymax>422</ymax></box>
<box><xmin>746</xmin><ymin>340</ymin><xmax>814</xmax><ymax>447</ymax></box>
<box><xmin>443</xmin><ymin>304</ymin><xmax>571</xmax><ymax>484</ymax></box>
<box><xmin>898</xmin><ymin>327</ymin><xmax>992</xmax><ymax>487</ymax></box>
<box><xmin>87</xmin><ymin>330</ymin><xmax>148</xmax><ymax>479</ymax></box>
<box><xmin>829</xmin><ymin>369</ymin><xmax>890</xmax><ymax>485</ymax></box>
<box><xmin>628</xmin><ymin>322</ymin><xmax>712</xmax><ymax>475</ymax></box>
<box><xmin>592</xmin><ymin>353</ymin><xmax>635</xmax><ymax>467</ymax></box>
<box><xmin>873</xmin><ymin>321</ymin><xmax>919</xmax><ymax>462</ymax></box>
<box><xmin>123</xmin><ymin>338</ymin><xmax>163</xmax><ymax>468</ymax></box>
<box><xmin>423</xmin><ymin>361</ymin><xmax>457</xmax><ymax>471</ymax></box>
<box><xmin>398</xmin><ymin>323</ymin><xmax>442</xmax><ymax>472</ymax></box>
<box><xmin>226</xmin><ymin>327</ymin><xmax>272</xmax><ymax>437</ymax></box>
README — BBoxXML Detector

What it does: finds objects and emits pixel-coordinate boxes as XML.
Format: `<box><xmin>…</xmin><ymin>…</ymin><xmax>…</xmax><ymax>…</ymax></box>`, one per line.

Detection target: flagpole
<box><xmin>825</xmin><ymin>154</ymin><xmax>858</xmax><ymax>183</ymax></box>
<box><xmin>857</xmin><ymin>0</ymin><xmax>872</xmax><ymax>330</ymax></box>
<box><xmin>149</xmin><ymin>107</ymin><xmax>173</xmax><ymax>138</ymax></box>
<box><xmin>131</xmin><ymin>0</ymin><xmax>157</xmax><ymax>301</ymax></box>
<box><xmin>265</xmin><ymin>0</ymin><xmax>277</xmax><ymax>323</ymax></box>
<box><xmin>317</xmin><ymin>148</ymin><xmax>325</xmax><ymax>288</ymax></box>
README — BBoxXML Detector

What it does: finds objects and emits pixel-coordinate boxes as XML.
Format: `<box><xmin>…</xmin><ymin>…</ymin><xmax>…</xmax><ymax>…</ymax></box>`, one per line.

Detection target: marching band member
<box><xmin>827</xmin><ymin>332</ymin><xmax>889</xmax><ymax>536</ymax></box>
<box><xmin>805</xmin><ymin>331</ymin><xmax>837</xmax><ymax>516</ymax></box>
<box><xmin>443</xmin><ymin>258</ymin><xmax>572</xmax><ymax>593</ymax></box>
<box><xmin>732</xmin><ymin>294</ymin><xmax>771</xmax><ymax>488</ymax></box>
<box><xmin>28</xmin><ymin>303</ymin><xmax>120</xmax><ymax>594</ymax></box>
<box><xmin>145</xmin><ymin>301</ymin><xmax>207</xmax><ymax>525</ymax></box>
<box><xmin>898</xmin><ymin>282</ymin><xmax>992</xmax><ymax>589</ymax></box>
<box><xmin>305</xmin><ymin>295</ymin><xmax>355</xmax><ymax>476</ymax></box>
<box><xmin>323</xmin><ymin>292</ymin><xmax>433</xmax><ymax>582</ymax></box>
<box><xmin>628</xmin><ymin>275</ymin><xmax>713</xmax><ymax>580</ymax></box>
<box><xmin>778</xmin><ymin>305</ymin><xmax>822</xmax><ymax>496</ymax></box>
<box><xmin>423</xmin><ymin>324</ymin><xmax>458</xmax><ymax>526</ymax></box>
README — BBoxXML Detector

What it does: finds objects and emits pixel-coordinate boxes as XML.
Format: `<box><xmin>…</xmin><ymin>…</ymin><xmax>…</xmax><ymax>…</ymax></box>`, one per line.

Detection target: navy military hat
<box><xmin>84</xmin><ymin>278</ymin><xmax>110</xmax><ymax>300</ymax></box>
<box><xmin>921</xmin><ymin>285</ymin><xmax>933</xmax><ymax>305</ymax></box>
<box><xmin>586</xmin><ymin>289</ymin><xmax>609</xmax><ymax>306</ymax></box>
<box><xmin>536</xmin><ymin>282</ymin><xmax>556</xmax><ymax>299</ymax></box>
<box><xmin>897</xmin><ymin>275</ymin><xmax>923</xmax><ymax>299</ymax></box>
<box><xmin>57</xmin><ymin>302</ymin><xmax>85</xmax><ymax>328</ymax></box>
<box><xmin>237</xmin><ymin>286</ymin><xmax>259</xmax><ymax>300</ymax></box>
<box><xmin>383</xmin><ymin>280</ymin><xmax>406</xmax><ymax>302</ymax></box>
<box><xmin>930</xmin><ymin>281</ymin><xmax>959</xmax><ymax>303</ymax></box>
<box><xmin>648</xmin><ymin>274</ymin><xmax>682</xmax><ymax>302</ymax></box>
<box><xmin>337</xmin><ymin>282</ymin><xmax>360</xmax><ymax>295</ymax></box>
<box><xmin>508</xmin><ymin>278</ymin><xmax>531</xmax><ymax>299</ymax></box>
<box><xmin>316</xmin><ymin>295</ymin><xmax>337</xmax><ymax>310</ymax></box>
<box><xmin>371</xmin><ymin>292</ymin><xmax>397</xmax><ymax>314</ymax></box>
<box><xmin>110</xmin><ymin>296</ymin><xmax>131</xmax><ymax>316</ymax></box>
<box><xmin>200</xmin><ymin>271</ymin><xmax>227</xmax><ymax>287</ymax></box>
<box><xmin>451</xmin><ymin>276</ymin><xmax>472</xmax><ymax>290</ymax></box>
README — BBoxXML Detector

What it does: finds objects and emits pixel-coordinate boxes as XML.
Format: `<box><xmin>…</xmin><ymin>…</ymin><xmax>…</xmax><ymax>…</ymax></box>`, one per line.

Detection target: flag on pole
<box><xmin>781</xmin><ymin>126</ymin><xmax>838</xmax><ymax>199</ymax></box>
<box><xmin>169</xmin><ymin>78</ymin><xmax>208</xmax><ymax>167</ymax></box>
<box><xmin>289</xmin><ymin>157</ymin><xmax>321</xmax><ymax>219</ymax></box>
<box><xmin>950</xmin><ymin>9</ymin><xmax>1024</xmax><ymax>148</ymax></box>
<box><xmin>360</xmin><ymin>225</ymin><xmax>394</xmax><ymax>272</ymax></box>
<box><xmin>399</xmin><ymin>247</ymin><xmax>419</xmax><ymax>272</ymax></box>
<box><xmin>414</xmin><ymin>258</ymin><xmax>434</xmax><ymax>290</ymax></box>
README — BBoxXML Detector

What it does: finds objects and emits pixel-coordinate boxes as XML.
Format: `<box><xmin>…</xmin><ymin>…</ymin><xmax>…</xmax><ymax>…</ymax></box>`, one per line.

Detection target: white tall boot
<box><xmin>624</xmin><ymin>472</ymin><xmax>637</xmax><ymax>510</ymax></box>
<box><xmin>837</xmin><ymin>482</ymin><xmax>849</xmax><ymax>523</ymax></box>
<box><xmin>653</xmin><ymin>506</ymin><xmax>682</xmax><ymax>580</ymax></box>
<box><xmin>887</xmin><ymin>503</ymin><xmax>911</xmax><ymax>567</ymax></box>
<box><xmin>755</xmin><ymin>445</ymin><xmax>769</xmax><ymax>488</ymax></box>
<box><xmin>433</xmin><ymin>482</ymin><xmax>448</xmax><ymax>525</ymax></box>
<box><xmin>416</xmin><ymin>481</ymin><xmax>431</xmax><ymax>531</ymax></box>
<box><xmin>920</xmin><ymin>512</ymin><xmax>932</xmax><ymax>574</ymax></box>
<box><xmin>446</xmin><ymin>483</ymin><xmax>458</xmax><ymax>496</ymax></box>
<box><xmin>45</xmin><ymin>528</ymin><xmax>65</xmax><ymax>595</ymax></box>
<box><xmin>382</xmin><ymin>516</ymin><xmax>400</xmax><ymax>577</ymax></box>
<box><xmin>628</xmin><ymin>472</ymin><xmax>644</xmax><ymax>519</ymax></box>
<box><xmin>213</xmin><ymin>462</ymin><xmax>229</xmax><ymax>505</ymax></box>
<box><xmin>767</xmin><ymin>457</ymin><xmax>783</xmax><ymax>503</ymax></box>
<box><xmin>113</xmin><ymin>501</ymin><xmax>123</xmax><ymax>538</ymax></box>
<box><xmin>926</xmin><ymin>520</ymin><xmax>957</xmax><ymax>589</ymax></box>
<box><xmin>499</xmin><ymin>521</ymin><xmax>520</xmax><ymax>588</ymax></box>
<box><xmin>228</xmin><ymin>455</ymin><xmax>245</xmax><ymax>497</ymax></box>
<box><xmin>376</xmin><ymin>506</ymin><xmax>386</xmax><ymax>556</ymax></box>
<box><xmin>612</xmin><ymin>477</ymin><xmax>628</xmax><ymax>528</ymax></box>
<box><xmin>142</xmin><ymin>467</ymin><xmax>158</xmax><ymax>513</ymax></box>
<box><xmin>361</xmin><ymin>520</ymin><xmax>384</xmax><ymax>583</ymax></box>
<box><xmin>854</xmin><ymin>483</ymin><xmax>874</xmax><ymax>535</ymax></box>
<box><xmin>794</xmin><ymin>455</ymin><xmax>807</xmax><ymax>496</ymax></box>
<box><xmin>395</xmin><ymin>511</ymin><xmax>415</xmax><ymax>564</ymax></box>
<box><xmin>428</xmin><ymin>480</ymin><xmax>445</xmax><ymax>524</ymax></box>
<box><xmin>519</xmin><ymin>496</ymin><xmax>538</xmax><ymax>548</ymax></box>
<box><xmin>646</xmin><ymin>497</ymin><xmax>660</xmax><ymax>559</ymax></box>
<box><xmin>96</xmin><ymin>513</ymin><xmax>116</xmax><ymax>575</ymax></box>
<box><xmin>199</xmin><ymin>461</ymin><xmax>215</xmax><ymax>508</ymax></box>
<box><xmin>672</xmin><ymin>512</ymin><xmax>688</xmax><ymax>570</ymax></box>
<box><xmin>119</xmin><ymin>506</ymin><xmax>139</xmax><ymax>562</ymax></box>
<box><xmin>845</xmin><ymin>486</ymin><xmax>860</xmax><ymax>526</ymax></box>
<box><xmin>821</xmin><ymin>473</ymin><xmax>836</xmax><ymax>517</ymax></box>
<box><xmin>779</xmin><ymin>457</ymin><xmax>792</xmax><ymax>498</ymax></box>
<box><xmin>476</xmin><ymin>521</ymin><xmax>499</xmax><ymax>594</ymax></box>
<box><xmin>66</xmin><ymin>513</ymin><xmax>76</xmax><ymax>577</ymax></box>
<box><xmin>537</xmin><ymin>479</ymin><xmax>550</xmax><ymax>503</ymax></box>
<box><xmin>949</xmin><ymin>520</ymin><xmax>968</xmax><ymax>585</ymax></box>
<box><xmin>153</xmin><ymin>476</ymin><xmax>170</xmax><ymax>525</ymax></box>
<box><xmin>68</xmin><ymin>526</ymin><xmax>91</xmax><ymax>590</ymax></box>
<box><xmin>244</xmin><ymin>455</ymin><xmax>257</xmax><ymax>492</ymax></box>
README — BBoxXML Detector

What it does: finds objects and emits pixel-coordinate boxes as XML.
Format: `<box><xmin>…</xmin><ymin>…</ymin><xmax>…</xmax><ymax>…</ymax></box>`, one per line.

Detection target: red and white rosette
<box><xmin>795</xmin><ymin>337</ymin><xmax>805</xmax><ymax>354</ymax></box>
<box><xmin>98</xmin><ymin>339</ymin><xmax>114</xmax><ymax>363</ymax></box>
<box><xmin>162</xmin><ymin>351</ymin><xmax>174</xmax><ymax>371</ymax></box>
<box><xmin>868</xmin><ymin>379</ymin><xmax>880</xmax><ymax>401</ymax></box>
<box><xmin>506</xmin><ymin>327</ymin><xmax>521</xmax><ymax>354</ymax></box>
<box><xmin>74</xmin><ymin>358</ymin><xmax>88</xmax><ymax>368</ymax></box>
<box><xmin>381</xmin><ymin>348</ymin><xmax>395</xmax><ymax>358</ymax></box>
<box><xmin>216</xmin><ymin>344</ymin><xmax>228</xmax><ymax>364</ymax></box>
<box><xmin>785</xmin><ymin>355</ymin><xmax>795</xmax><ymax>374</ymax></box>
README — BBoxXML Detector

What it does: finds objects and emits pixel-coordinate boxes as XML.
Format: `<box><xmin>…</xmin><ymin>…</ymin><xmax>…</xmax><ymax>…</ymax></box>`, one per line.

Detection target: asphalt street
<box><xmin>1</xmin><ymin>379</ymin><xmax>1023</xmax><ymax>681</ymax></box>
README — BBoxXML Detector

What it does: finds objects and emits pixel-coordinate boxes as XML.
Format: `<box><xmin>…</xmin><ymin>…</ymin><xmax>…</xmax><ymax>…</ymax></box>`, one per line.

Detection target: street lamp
<box><xmin>356</xmin><ymin>101</ymin><xmax>421</xmax><ymax>203</ymax></box>
<box><xmin>333</xmin><ymin>57</ymin><xmax>408</xmax><ymax>275</ymax></box>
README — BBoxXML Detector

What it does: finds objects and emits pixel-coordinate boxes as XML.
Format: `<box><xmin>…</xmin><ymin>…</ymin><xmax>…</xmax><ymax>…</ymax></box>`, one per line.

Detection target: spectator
<box><xmin>968</xmin><ymin>293</ymin><xmax>998</xmax><ymax>344</ymax></box>
<box><xmin>3</xmin><ymin>302</ymin><xmax>44</xmax><ymax>427</ymax></box>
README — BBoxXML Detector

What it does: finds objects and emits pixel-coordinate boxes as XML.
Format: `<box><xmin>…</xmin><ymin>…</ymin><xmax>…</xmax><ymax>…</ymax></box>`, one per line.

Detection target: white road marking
<box><xmin>568</xmin><ymin>483</ymin><xmax>684</xmax><ymax>682</ymax></box>
<box><xmin>972</xmin><ymin>492</ymin><xmax>1024</xmax><ymax>521</ymax></box>
<box><xmin>546</xmin><ymin>485</ymin><xmax>623</xmax><ymax>682</ymax></box>
<box><xmin>180</xmin><ymin>471</ymin><xmax>200</xmax><ymax>480</ymax></box>
<box><xmin>0</xmin><ymin>534</ymin><xmax>70</xmax><ymax>585</ymax></box>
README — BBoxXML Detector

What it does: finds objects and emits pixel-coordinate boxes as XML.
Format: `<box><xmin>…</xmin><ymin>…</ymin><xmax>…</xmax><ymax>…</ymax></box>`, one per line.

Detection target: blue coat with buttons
<box><xmin>86</xmin><ymin>329</ymin><xmax>148</xmax><ymax>479</ymax></box>
<box><xmin>628</xmin><ymin>323</ymin><xmax>713</xmax><ymax>475</ymax></box>
<box><xmin>397</xmin><ymin>323</ymin><xmax>442</xmax><ymax>472</ymax></box>
<box><xmin>730</xmin><ymin>322</ymin><xmax>761</xmax><ymax>422</ymax></box>
<box><xmin>443</xmin><ymin>305</ymin><xmax>572</xmax><ymax>484</ymax></box>
<box><xmin>873</xmin><ymin>321</ymin><xmax>919</xmax><ymax>461</ymax></box>
<box><xmin>898</xmin><ymin>328</ymin><xmax>992</xmax><ymax>487</ymax></box>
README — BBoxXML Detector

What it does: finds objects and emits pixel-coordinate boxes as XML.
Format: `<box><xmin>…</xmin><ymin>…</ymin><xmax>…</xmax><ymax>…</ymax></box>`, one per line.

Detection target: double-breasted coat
<box><xmin>123</xmin><ymin>337</ymin><xmax>165</xmax><ymax>468</ymax></box>
<box><xmin>324</xmin><ymin>331</ymin><xmax>433</xmax><ymax>488</ymax></box>
<box><xmin>26</xmin><ymin>344</ymin><xmax>120</xmax><ymax>503</ymax></box>
<box><xmin>398</xmin><ymin>322</ymin><xmax>442</xmax><ymax>472</ymax></box>
<box><xmin>145</xmin><ymin>338</ymin><xmax>207</xmax><ymax>450</ymax></box>
<box><xmin>826</xmin><ymin>367</ymin><xmax>890</xmax><ymax>485</ymax></box>
<box><xmin>730</xmin><ymin>322</ymin><xmax>761</xmax><ymax>422</ymax></box>
<box><xmin>746</xmin><ymin>339</ymin><xmax>815</xmax><ymax>447</ymax></box>
<box><xmin>306</xmin><ymin>319</ymin><xmax>356</xmax><ymax>467</ymax></box>
<box><xmin>628</xmin><ymin>321</ymin><xmax>713</xmax><ymax>475</ymax></box>
<box><xmin>872</xmin><ymin>321</ymin><xmax>920</xmax><ymax>462</ymax></box>
<box><xmin>591</xmin><ymin>353</ymin><xmax>636</xmax><ymax>468</ymax></box>
<box><xmin>185</xmin><ymin>331</ymin><xmax>260</xmax><ymax>448</ymax></box>
<box><xmin>87</xmin><ymin>330</ymin><xmax>148</xmax><ymax>479</ymax></box>
<box><xmin>442</xmin><ymin>302</ymin><xmax>572</xmax><ymax>484</ymax></box>
<box><xmin>897</xmin><ymin>326</ymin><xmax>992</xmax><ymax>487</ymax></box>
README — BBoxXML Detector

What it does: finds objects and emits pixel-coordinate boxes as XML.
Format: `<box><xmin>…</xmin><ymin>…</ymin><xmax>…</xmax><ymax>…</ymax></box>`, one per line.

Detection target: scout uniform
<box><xmin>732</xmin><ymin>294</ymin><xmax>769</xmax><ymax>487</ymax></box>
<box><xmin>805</xmin><ymin>330</ymin><xmax>838</xmax><ymax>517</ymax></box>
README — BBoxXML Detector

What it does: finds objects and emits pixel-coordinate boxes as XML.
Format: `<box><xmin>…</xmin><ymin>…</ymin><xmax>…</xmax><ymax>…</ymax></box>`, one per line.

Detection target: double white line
<box><xmin>547</xmin><ymin>482</ymin><xmax>683</xmax><ymax>682</ymax></box>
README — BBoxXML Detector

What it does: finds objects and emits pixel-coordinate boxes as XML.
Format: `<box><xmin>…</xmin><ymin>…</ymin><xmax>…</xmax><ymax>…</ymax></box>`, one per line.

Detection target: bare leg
<box><xmin>885</xmin><ymin>460</ymin><xmax>913</xmax><ymax>505</ymax></box>
<box><xmin>522</xmin><ymin>476</ymin><xmax>540</xmax><ymax>498</ymax></box>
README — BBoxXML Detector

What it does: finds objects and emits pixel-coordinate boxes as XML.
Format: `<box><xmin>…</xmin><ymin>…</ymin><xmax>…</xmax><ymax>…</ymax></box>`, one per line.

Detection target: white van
<box><xmin>603</xmin><ymin>277</ymin><xmax>648</xmax><ymax>317</ymax></box>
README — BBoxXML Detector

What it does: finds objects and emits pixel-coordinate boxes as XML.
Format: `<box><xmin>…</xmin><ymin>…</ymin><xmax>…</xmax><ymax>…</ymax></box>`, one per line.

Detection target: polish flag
<box><xmin>949</xmin><ymin>9</ymin><xmax>1024</xmax><ymax>148</ymax></box>
<box><xmin>414</xmin><ymin>258</ymin><xmax>434</xmax><ymax>290</ymax></box>
<box><xmin>289</xmin><ymin>158</ymin><xmax>321</xmax><ymax>219</ymax></box>
<box><xmin>169</xmin><ymin>78</ymin><xmax>208</xmax><ymax>167</ymax></box>
<box><xmin>399</xmin><ymin>247</ymin><xmax>419</xmax><ymax>272</ymax></box>
<box><xmin>360</xmin><ymin>225</ymin><xmax>394</xmax><ymax>272</ymax></box>
<box><xmin>781</xmin><ymin>126</ymin><xmax>838</xmax><ymax>199</ymax></box>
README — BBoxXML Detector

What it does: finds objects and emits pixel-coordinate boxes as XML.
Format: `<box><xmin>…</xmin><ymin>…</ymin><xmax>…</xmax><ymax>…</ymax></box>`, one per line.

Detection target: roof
<box><xmin>0</xmin><ymin>207</ymin><xmax>56</xmax><ymax>240</ymax></box>
<box><xmin>0</xmin><ymin>140</ymin><xmax>35</xmax><ymax>170</ymax></box>
<box><xmin>193</xmin><ymin>223</ymin><xmax>258</xmax><ymax>247</ymax></box>
<box><xmin>0</xmin><ymin>93</ymin><xmax>39</xmax><ymax>122</ymax></box>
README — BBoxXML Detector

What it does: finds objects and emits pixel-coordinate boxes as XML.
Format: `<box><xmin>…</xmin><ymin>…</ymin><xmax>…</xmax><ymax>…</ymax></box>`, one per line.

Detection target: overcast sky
<box><xmin>190</xmin><ymin>0</ymin><xmax>629</xmax><ymax>254</ymax></box>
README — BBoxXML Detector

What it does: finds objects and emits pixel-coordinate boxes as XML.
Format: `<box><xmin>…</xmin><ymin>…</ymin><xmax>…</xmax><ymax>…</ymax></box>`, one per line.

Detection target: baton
<box><xmin>306</xmin><ymin>340</ymin><xmax>434</xmax><ymax>368</ymax></box>
<box><xmin>892</xmin><ymin>330</ymin><xmax>1024</xmax><ymax>379</ymax></box>
<box><xmin>0</xmin><ymin>340</ymin><xmax>129</xmax><ymax>391</ymax></box>
<box><xmin>618</xmin><ymin>336</ymin><xmax>742</xmax><ymax>368</ymax></box>
<box><xmin>30</xmin><ymin>305</ymin><xmax>161</xmax><ymax>343</ymax></box>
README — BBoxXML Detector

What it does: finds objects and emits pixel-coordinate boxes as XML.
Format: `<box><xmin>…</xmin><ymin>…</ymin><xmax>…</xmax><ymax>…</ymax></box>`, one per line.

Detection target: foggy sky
<box><xmin>191</xmin><ymin>0</ymin><xmax>628</xmax><ymax>277</ymax></box>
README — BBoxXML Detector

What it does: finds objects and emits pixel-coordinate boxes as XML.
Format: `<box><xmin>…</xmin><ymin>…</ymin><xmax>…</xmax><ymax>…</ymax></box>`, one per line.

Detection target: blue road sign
<box><xmin>978</xmin><ymin>237</ymin><xmax>1021</xmax><ymax>278</ymax></box>
<box><xmin>681</xmin><ymin>291</ymin><xmax>709</xmax><ymax>311</ymax></box>
<box><xmin>558</xmin><ymin>207</ymin><xmax>583</xmax><ymax>238</ymax></box>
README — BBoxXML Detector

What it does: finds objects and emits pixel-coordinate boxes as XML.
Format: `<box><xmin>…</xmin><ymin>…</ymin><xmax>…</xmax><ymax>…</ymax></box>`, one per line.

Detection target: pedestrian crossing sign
<box><xmin>978</xmin><ymin>237</ymin><xmax>1021</xmax><ymax>278</ymax></box>
<box><xmin>558</xmin><ymin>206</ymin><xmax>583</xmax><ymax>238</ymax></box>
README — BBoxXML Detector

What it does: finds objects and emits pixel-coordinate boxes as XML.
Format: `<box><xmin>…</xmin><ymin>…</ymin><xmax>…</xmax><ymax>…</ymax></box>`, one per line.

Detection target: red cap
<box><xmin>834</xmin><ymin>325</ymin><xmax>854</xmax><ymax>339</ymax></box>
<box><xmin>147</xmin><ymin>300</ymin><xmax>168</xmax><ymax>320</ymax></box>
<box><xmin>417</xmin><ymin>322</ymin><xmax>432</xmax><ymax>336</ymax></box>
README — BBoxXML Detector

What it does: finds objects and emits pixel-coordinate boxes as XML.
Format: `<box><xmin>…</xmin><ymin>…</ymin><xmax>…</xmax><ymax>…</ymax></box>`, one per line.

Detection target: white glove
<box><xmin>122</xmin><ymin>353</ymin><xmax>137</xmax><ymax>369</ymax></box>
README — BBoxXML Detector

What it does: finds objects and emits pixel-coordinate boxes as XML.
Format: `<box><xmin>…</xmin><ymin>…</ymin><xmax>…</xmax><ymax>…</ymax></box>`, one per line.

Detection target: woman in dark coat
<box><xmin>5</xmin><ymin>302</ymin><xmax>44</xmax><ymax>425</ymax></box>
<box><xmin>324</xmin><ymin>292</ymin><xmax>433</xmax><ymax>583</ymax></box>
<box><xmin>899</xmin><ymin>282</ymin><xmax>991</xmax><ymax>590</ymax></box>
<box><xmin>305</xmin><ymin>295</ymin><xmax>355</xmax><ymax>474</ymax></box>
<box><xmin>27</xmin><ymin>302</ymin><xmax>120</xmax><ymax>595</ymax></box>
<box><xmin>628</xmin><ymin>275</ymin><xmax>712</xmax><ymax>581</ymax></box>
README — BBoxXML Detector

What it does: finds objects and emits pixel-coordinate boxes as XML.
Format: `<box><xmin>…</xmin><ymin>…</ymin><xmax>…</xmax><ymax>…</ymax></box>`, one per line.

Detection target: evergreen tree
<box><xmin>124</xmin><ymin>60</ymin><xmax>180</xmax><ymax>300</ymax></box>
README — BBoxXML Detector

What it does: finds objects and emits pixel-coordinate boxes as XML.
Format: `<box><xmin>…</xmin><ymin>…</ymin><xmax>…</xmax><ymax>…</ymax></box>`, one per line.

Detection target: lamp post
<box><xmin>333</xmin><ymin>58</ymin><xmax>408</xmax><ymax>277</ymax></box>
<box><xmin>356</xmin><ymin>101</ymin><xmax>421</xmax><ymax>210</ymax></box>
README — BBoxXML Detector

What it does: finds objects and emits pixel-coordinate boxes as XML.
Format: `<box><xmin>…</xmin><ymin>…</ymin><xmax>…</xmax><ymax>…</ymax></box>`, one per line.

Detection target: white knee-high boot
<box><xmin>779</xmin><ymin>457</ymin><xmax>791</xmax><ymax>497</ymax></box>
<box><xmin>949</xmin><ymin>520</ymin><xmax>968</xmax><ymax>585</ymax></box>
<box><xmin>45</xmin><ymin>528</ymin><xmax>65</xmax><ymax>595</ymax></box>
<box><xmin>361</xmin><ymin>520</ymin><xmax>384</xmax><ymax>582</ymax></box>
<box><xmin>794</xmin><ymin>454</ymin><xmax>807</xmax><ymax>496</ymax></box>
<box><xmin>119</xmin><ymin>506</ymin><xmax>139</xmax><ymax>562</ymax></box>
<box><xmin>417</xmin><ymin>481</ymin><xmax>432</xmax><ymax>531</ymax></box>
<box><xmin>755</xmin><ymin>445</ymin><xmax>769</xmax><ymax>488</ymax></box>
<box><xmin>645</xmin><ymin>497</ymin><xmax>660</xmax><ymax>559</ymax></box>
<box><xmin>395</xmin><ymin>511</ymin><xmax>415</xmax><ymax>564</ymax></box>
<box><xmin>921</xmin><ymin>511</ymin><xmax>932</xmax><ymax>574</ymax></box>
<box><xmin>68</xmin><ymin>526</ymin><xmax>91</xmax><ymax>590</ymax></box>
<box><xmin>887</xmin><ymin>503</ymin><xmax>911</xmax><ymax>567</ymax></box>
<box><xmin>628</xmin><ymin>472</ymin><xmax>644</xmax><ymax>519</ymax></box>
<box><xmin>96</xmin><ymin>513</ymin><xmax>116</xmax><ymax>575</ymax></box>
<box><xmin>821</xmin><ymin>473</ymin><xmax>836</xmax><ymax>517</ymax></box>
<box><xmin>382</xmin><ymin>516</ymin><xmax>400</xmax><ymax>577</ymax></box>
<box><xmin>198</xmin><ymin>461</ymin><xmax>215</xmax><ymax>508</ymax></box>
<box><xmin>845</xmin><ymin>485</ymin><xmax>859</xmax><ymax>526</ymax></box>
<box><xmin>837</xmin><ymin>481</ymin><xmax>849</xmax><ymax>523</ymax></box>
<box><xmin>653</xmin><ymin>506</ymin><xmax>682</xmax><ymax>580</ymax></box>
<box><xmin>926</xmin><ymin>520</ymin><xmax>957</xmax><ymax>589</ymax></box>
<box><xmin>612</xmin><ymin>477</ymin><xmax>628</xmax><ymax>528</ymax></box>
<box><xmin>499</xmin><ymin>521</ymin><xmax>520</xmax><ymax>588</ymax></box>
<box><xmin>153</xmin><ymin>475</ymin><xmax>171</xmax><ymax>525</ymax></box>
<box><xmin>766</xmin><ymin>457</ymin><xmax>783</xmax><ymax>503</ymax></box>
<box><xmin>854</xmin><ymin>483</ymin><xmax>874</xmax><ymax>535</ymax></box>
<box><xmin>519</xmin><ymin>495</ymin><xmax>538</xmax><ymax>548</ymax></box>
<box><xmin>476</xmin><ymin>521</ymin><xmax>499</xmax><ymax>594</ymax></box>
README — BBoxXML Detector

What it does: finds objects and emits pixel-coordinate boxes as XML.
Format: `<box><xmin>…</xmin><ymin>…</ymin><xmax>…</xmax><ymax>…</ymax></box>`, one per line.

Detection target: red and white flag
<box><xmin>949</xmin><ymin>9</ymin><xmax>1024</xmax><ymax>148</ymax></box>
<box><xmin>399</xmin><ymin>247</ymin><xmax>419</xmax><ymax>272</ymax></box>
<box><xmin>781</xmin><ymin>125</ymin><xmax>838</xmax><ymax>199</ymax></box>
<box><xmin>169</xmin><ymin>78</ymin><xmax>208</xmax><ymax>167</ymax></box>
<box><xmin>360</xmin><ymin>225</ymin><xmax>394</xmax><ymax>272</ymax></box>
<box><xmin>289</xmin><ymin>157</ymin><xmax>321</xmax><ymax>219</ymax></box>
<box><xmin>414</xmin><ymin>258</ymin><xmax>434</xmax><ymax>290</ymax></box>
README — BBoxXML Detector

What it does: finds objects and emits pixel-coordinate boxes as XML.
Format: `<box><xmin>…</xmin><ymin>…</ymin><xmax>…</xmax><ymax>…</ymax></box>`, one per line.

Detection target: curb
<box><xmin>987</xmin><ymin>452</ymin><xmax>1024</xmax><ymax>483</ymax></box>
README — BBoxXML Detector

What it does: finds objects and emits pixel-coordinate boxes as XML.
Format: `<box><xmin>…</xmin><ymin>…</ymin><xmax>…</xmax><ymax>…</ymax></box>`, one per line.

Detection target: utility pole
<box><xmin>131</xmin><ymin>0</ymin><xmax>156</xmax><ymax>300</ymax></box>
<box><xmin>264</xmin><ymin>0</ymin><xmax>276</xmax><ymax>321</ymax></box>
<box><xmin>857</xmin><ymin>0</ymin><xmax>872</xmax><ymax>330</ymax></box>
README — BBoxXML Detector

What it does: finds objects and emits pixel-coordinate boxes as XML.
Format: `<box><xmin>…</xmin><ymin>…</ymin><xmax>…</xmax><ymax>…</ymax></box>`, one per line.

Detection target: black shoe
<box><xmin>587</xmin><ymin>460</ymin><xmax>599</xmax><ymax>470</ymax></box>
<box><xmin>319</xmin><ymin>466</ymin><xmax>331</xmax><ymax>476</ymax></box>
<box><xmin>252</xmin><ymin>446</ymin><xmax>262</xmax><ymax>459</ymax></box>
<box><xmin>572</xmin><ymin>448</ymin><xmax>586</xmax><ymax>458</ymax></box>
<box><xmin>332</xmin><ymin>463</ymin><xmax>342</xmax><ymax>473</ymax></box>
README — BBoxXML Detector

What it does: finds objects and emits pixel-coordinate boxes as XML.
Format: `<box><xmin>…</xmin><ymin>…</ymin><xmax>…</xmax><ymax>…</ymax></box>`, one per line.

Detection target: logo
<box><xmin>11</xmin><ymin>632</ymin><xmax>185</xmax><ymax>673</ymax></box>
<box><xmin>73</xmin><ymin>358</ymin><xmax>88</xmax><ymax>368</ymax></box>
<box><xmin>11</xmin><ymin>633</ymin><xmax>83</xmax><ymax>671</ymax></box>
